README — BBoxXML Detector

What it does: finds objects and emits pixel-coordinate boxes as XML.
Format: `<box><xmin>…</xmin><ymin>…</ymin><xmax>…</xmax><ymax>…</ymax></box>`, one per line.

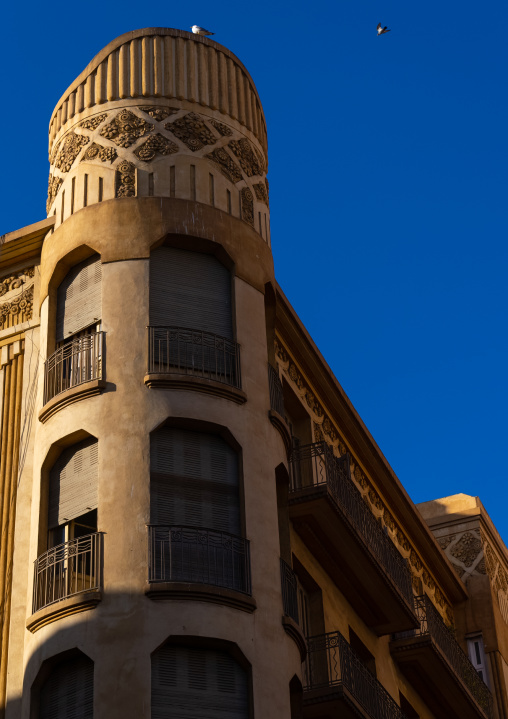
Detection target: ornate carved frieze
<box><xmin>79</xmin><ymin>114</ymin><xmax>108</xmax><ymax>131</ymax></box>
<box><xmin>228</xmin><ymin>138</ymin><xmax>264</xmax><ymax>177</ymax></box>
<box><xmin>0</xmin><ymin>285</ymin><xmax>34</xmax><ymax>329</ymax></box>
<box><xmin>46</xmin><ymin>175</ymin><xmax>63</xmax><ymax>213</ymax></box>
<box><xmin>253</xmin><ymin>182</ymin><xmax>269</xmax><ymax>205</ymax></box>
<box><xmin>0</xmin><ymin>268</ymin><xmax>34</xmax><ymax>297</ymax></box>
<box><xmin>240</xmin><ymin>187</ymin><xmax>254</xmax><ymax>226</ymax></box>
<box><xmin>134</xmin><ymin>133</ymin><xmax>178</xmax><ymax>162</ymax></box>
<box><xmin>277</xmin><ymin>338</ymin><xmax>453</xmax><ymax>623</ymax></box>
<box><xmin>81</xmin><ymin>143</ymin><xmax>118</xmax><ymax>164</ymax></box>
<box><xmin>210</xmin><ymin>119</ymin><xmax>233</xmax><ymax>137</ymax></box>
<box><xmin>139</xmin><ymin>106</ymin><xmax>179</xmax><ymax>121</ymax></box>
<box><xmin>100</xmin><ymin>110</ymin><xmax>153</xmax><ymax>148</ymax></box>
<box><xmin>165</xmin><ymin>112</ymin><xmax>216</xmax><ymax>151</ymax></box>
<box><xmin>115</xmin><ymin>160</ymin><xmax>136</xmax><ymax>198</ymax></box>
<box><xmin>54</xmin><ymin>132</ymin><xmax>90</xmax><ymax>172</ymax></box>
<box><xmin>450</xmin><ymin>532</ymin><xmax>482</xmax><ymax>568</ymax></box>
<box><xmin>205</xmin><ymin>148</ymin><xmax>243</xmax><ymax>184</ymax></box>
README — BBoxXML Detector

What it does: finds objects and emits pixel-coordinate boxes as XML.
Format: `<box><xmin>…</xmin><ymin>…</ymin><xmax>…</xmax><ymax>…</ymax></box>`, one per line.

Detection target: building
<box><xmin>0</xmin><ymin>26</ymin><xmax>507</xmax><ymax>719</ymax></box>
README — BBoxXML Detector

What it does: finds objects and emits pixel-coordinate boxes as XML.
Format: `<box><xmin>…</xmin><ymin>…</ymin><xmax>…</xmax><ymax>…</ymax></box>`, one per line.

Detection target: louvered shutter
<box><xmin>56</xmin><ymin>255</ymin><xmax>102</xmax><ymax>341</ymax></box>
<box><xmin>149</xmin><ymin>247</ymin><xmax>232</xmax><ymax>339</ymax></box>
<box><xmin>40</xmin><ymin>655</ymin><xmax>93</xmax><ymax>719</ymax></box>
<box><xmin>150</xmin><ymin>428</ymin><xmax>240</xmax><ymax>535</ymax></box>
<box><xmin>151</xmin><ymin>645</ymin><xmax>248</xmax><ymax>719</ymax></box>
<box><xmin>49</xmin><ymin>438</ymin><xmax>99</xmax><ymax>529</ymax></box>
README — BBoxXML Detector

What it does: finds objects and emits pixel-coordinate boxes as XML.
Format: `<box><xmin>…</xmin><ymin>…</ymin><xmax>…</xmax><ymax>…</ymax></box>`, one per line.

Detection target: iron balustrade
<box><xmin>148</xmin><ymin>525</ymin><xmax>251</xmax><ymax>595</ymax></box>
<box><xmin>268</xmin><ymin>364</ymin><xmax>285</xmax><ymax>417</ymax></box>
<box><xmin>44</xmin><ymin>331</ymin><xmax>103</xmax><ymax>404</ymax></box>
<box><xmin>280</xmin><ymin>558</ymin><xmax>299</xmax><ymax>623</ymax></box>
<box><xmin>32</xmin><ymin>532</ymin><xmax>102</xmax><ymax>614</ymax></box>
<box><xmin>305</xmin><ymin>631</ymin><xmax>408</xmax><ymax>719</ymax></box>
<box><xmin>289</xmin><ymin>442</ymin><xmax>414</xmax><ymax>609</ymax></box>
<box><xmin>147</xmin><ymin>326</ymin><xmax>241</xmax><ymax>388</ymax></box>
<box><xmin>394</xmin><ymin>595</ymin><xmax>493</xmax><ymax>718</ymax></box>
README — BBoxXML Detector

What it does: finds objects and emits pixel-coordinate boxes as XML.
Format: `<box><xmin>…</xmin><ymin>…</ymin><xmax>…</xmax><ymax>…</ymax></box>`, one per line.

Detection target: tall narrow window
<box><xmin>190</xmin><ymin>164</ymin><xmax>196</xmax><ymax>200</ymax></box>
<box><xmin>467</xmin><ymin>634</ymin><xmax>490</xmax><ymax>685</ymax></box>
<box><xmin>151</xmin><ymin>644</ymin><xmax>248</xmax><ymax>719</ymax></box>
<box><xmin>98</xmin><ymin>177</ymin><xmax>103</xmax><ymax>202</ymax></box>
<box><xmin>84</xmin><ymin>174</ymin><xmax>88</xmax><ymax>207</ymax></box>
<box><xmin>71</xmin><ymin>177</ymin><xmax>75</xmax><ymax>215</ymax></box>
<box><xmin>170</xmin><ymin>166</ymin><xmax>175</xmax><ymax>197</ymax></box>
<box><xmin>60</xmin><ymin>190</ymin><xmax>65</xmax><ymax>224</ymax></box>
<box><xmin>56</xmin><ymin>255</ymin><xmax>102</xmax><ymax>342</ymax></box>
<box><xmin>209</xmin><ymin>173</ymin><xmax>215</xmax><ymax>206</ymax></box>
<box><xmin>227</xmin><ymin>189</ymin><xmax>232</xmax><ymax>214</ymax></box>
<box><xmin>149</xmin><ymin>427</ymin><xmax>249</xmax><ymax>592</ymax></box>
<box><xmin>148</xmin><ymin>173</ymin><xmax>154</xmax><ymax>196</ymax></box>
<box><xmin>38</xmin><ymin>654</ymin><xmax>93</xmax><ymax>719</ymax></box>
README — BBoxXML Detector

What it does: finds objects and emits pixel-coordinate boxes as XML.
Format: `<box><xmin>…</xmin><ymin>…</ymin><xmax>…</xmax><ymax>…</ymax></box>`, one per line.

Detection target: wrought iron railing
<box><xmin>289</xmin><ymin>442</ymin><xmax>414</xmax><ymax>609</ymax></box>
<box><xmin>280</xmin><ymin>558</ymin><xmax>299</xmax><ymax>623</ymax></box>
<box><xmin>44</xmin><ymin>331</ymin><xmax>103</xmax><ymax>404</ymax></box>
<box><xmin>394</xmin><ymin>595</ymin><xmax>493</xmax><ymax>718</ymax></box>
<box><xmin>305</xmin><ymin>631</ymin><xmax>408</xmax><ymax>719</ymax></box>
<box><xmin>147</xmin><ymin>326</ymin><xmax>241</xmax><ymax>388</ymax></box>
<box><xmin>32</xmin><ymin>532</ymin><xmax>102</xmax><ymax>614</ymax></box>
<box><xmin>268</xmin><ymin>364</ymin><xmax>285</xmax><ymax>417</ymax></box>
<box><xmin>148</xmin><ymin>525</ymin><xmax>251</xmax><ymax>595</ymax></box>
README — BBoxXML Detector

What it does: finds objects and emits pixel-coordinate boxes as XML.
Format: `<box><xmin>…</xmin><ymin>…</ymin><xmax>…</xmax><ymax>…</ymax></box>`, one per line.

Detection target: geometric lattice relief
<box><xmin>46</xmin><ymin>175</ymin><xmax>63</xmax><ymax>213</ymax></box>
<box><xmin>210</xmin><ymin>119</ymin><xmax>233</xmax><ymax>137</ymax></box>
<box><xmin>138</xmin><ymin>106</ymin><xmax>179</xmax><ymax>122</ymax></box>
<box><xmin>79</xmin><ymin>114</ymin><xmax>108</xmax><ymax>131</ymax></box>
<box><xmin>253</xmin><ymin>181</ymin><xmax>269</xmax><ymax>205</ymax></box>
<box><xmin>115</xmin><ymin>160</ymin><xmax>136</xmax><ymax>198</ymax></box>
<box><xmin>133</xmin><ymin>134</ymin><xmax>179</xmax><ymax>162</ymax></box>
<box><xmin>165</xmin><ymin>112</ymin><xmax>217</xmax><ymax>151</ymax></box>
<box><xmin>228</xmin><ymin>138</ymin><xmax>265</xmax><ymax>176</ymax></box>
<box><xmin>205</xmin><ymin>148</ymin><xmax>243</xmax><ymax>184</ymax></box>
<box><xmin>0</xmin><ymin>268</ymin><xmax>35</xmax><ymax>330</ymax></box>
<box><xmin>81</xmin><ymin>143</ymin><xmax>118</xmax><ymax>164</ymax></box>
<box><xmin>240</xmin><ymin>187</ymin><xmax>254</xmax><ymax>226</ymax></box>
<box><xmin>450</xmin><ymin>532</ymin><xmax>483</xmax><ymax>568</ymax></box>
<box><xmin>100</xmin><ymin>110</ymin><xmax>153</xmax><ymax>148</ymax></box>
<box><xmin>54</xmin><ymin>132</ymin><xmax>90</xmax><ymax>173</ymax></box>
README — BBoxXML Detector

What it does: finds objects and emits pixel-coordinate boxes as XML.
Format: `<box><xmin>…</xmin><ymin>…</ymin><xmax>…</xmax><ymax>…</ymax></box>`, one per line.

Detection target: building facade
<box><xmin>0</xmin><ymin>26</ymin><xmax>507</xmax><ymax>719</ymax></box>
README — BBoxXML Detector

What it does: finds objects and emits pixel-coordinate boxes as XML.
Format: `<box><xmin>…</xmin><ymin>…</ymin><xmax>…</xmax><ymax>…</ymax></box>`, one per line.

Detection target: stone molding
<box><xmin>275</xmin><ymin>338</ymin><xmax>454</xmax><ymax>625</ymax></box>
<box><xmin>38</xmin><ymin>379</ymin><xmax>107</xmax><ymax>423</ymax></box>
<box><xmin>282</xmin><ymin>616</ymin><xmax>307</xmax><ymax>661</ymax></box>
<box><xmin>26</xmin><ymin>591</ymin><xmax>102</xmax><ymax>633</ymax></box>
<box><xmin>145</xmin><ymin>582</ymin><xmax>256</xmax><ymax>613</ymax></box>
<box><xmin>48</xmin><ymin>29</ymin><xmax>267</xmax><ymax>156</ymax></box>
<box><xmin>144</xmin><ymin>373</ymin><xmax>247</xmax><ymax>404</ymax></box>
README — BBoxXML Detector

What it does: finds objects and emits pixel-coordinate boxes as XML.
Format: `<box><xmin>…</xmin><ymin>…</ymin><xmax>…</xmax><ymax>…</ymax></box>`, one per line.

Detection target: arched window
<box><xmin>148</xmin><ymin>247</ymin><xmax>239</xmax><ymax>387</ymax></box>
<box><xmin>56</xmin><ymin>254</ymin><xmax>102</xmax><ymax>342</ymax></box>
<box><xmin>149</xmin><ymin>427</ymin><xmax>250</xmax><ymax>593</ymax></box>
<box><xmin>38</xmin><ymin>654</ymin><xmax>93</xmax><ymax>718</ymax></box>
<box><xmin>151</xmin><ymin>644</ymin><xmax>248</xmax><ymax>719</ymax></box>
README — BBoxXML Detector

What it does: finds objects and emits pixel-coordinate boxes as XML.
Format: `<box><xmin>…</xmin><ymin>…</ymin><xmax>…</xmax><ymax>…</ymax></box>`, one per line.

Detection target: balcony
<box><xmin>29</xmin><ymin>533</ymin><xmax>102</xmax><ymax>632</ymax></box>
<box><xmin>145</xmin><ymin>326</ymin><xmax>246</xmax><ymax>403</ymax></box>
<box><xmin>40</xmin><ymin>332</ymin><xmax>105</xmax><ymax>421</ymax></box>
<box><xmin>303</xmin><ymin>631</ymin><xmax>408</xmax><ymax>719</ymax></box>
<box><xmin>146</xmin><ymin>525</ymin><xmax>255</xmax><ymax>612</ymax></box>
<box><xmin>288</xmin><ymin>442</ymin><xmax>417</xmax><ymax>635</ymax></box>
<box><xmin>390</xmin><ymin>595</ymin><xmax>493</xmax><ymax>719</ymax></box>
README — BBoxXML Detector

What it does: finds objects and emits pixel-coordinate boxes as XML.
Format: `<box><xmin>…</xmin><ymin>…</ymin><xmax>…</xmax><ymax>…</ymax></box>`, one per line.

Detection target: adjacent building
<box><xmin>0</xmin><ymin>26</ymin><xmax>507</xmax><ymax>719</ymax></box>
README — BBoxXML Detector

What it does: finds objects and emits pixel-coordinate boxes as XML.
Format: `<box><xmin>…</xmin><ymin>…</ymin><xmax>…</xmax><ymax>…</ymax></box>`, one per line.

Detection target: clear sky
<box><xmin>2</xmin><ymin>2</ymin><xmax>507</xmax><ymax>539</ymax></box>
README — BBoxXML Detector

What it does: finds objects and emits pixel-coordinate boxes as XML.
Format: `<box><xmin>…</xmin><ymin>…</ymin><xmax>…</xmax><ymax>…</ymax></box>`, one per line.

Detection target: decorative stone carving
<box><xmin>476</xmin><ymin>557</ymin><xmax>487</xmax><ymax>575</ymax></box>
<box><xmin>0</xmin><ymin>269</ymin><xmax>33</xmax><ymax>297</ymax></box>
<box><xmin>450</xmin><ymin>532</ymin><xmax>482</xmax><ymax>567</ymax></box>
<box><xmin>253</xmin><ymin>182</ymin><xmax>269</xmax><ymax>205</ymax></box>
<box><xmin>0</xmin><ymin>285</ymin><xmax>34</xmax><ymax>329</ymax></box>
<box><xmin>79</xmin><ymin>114</ymin><xmax>108</xmax><ymax>131</ymax></box>
<box><xmin>165</xmin><ymin>112</ymin><xmax>216</xmax><ymax>151</ymax></box>
<box><xmin>228</xmin><ymin>138</ymin><xmax>264</xmax><ymax>176</ymax></box>
<box><xmin>139</xmin><ymin>106</ymin><xmax>179</xmax><ymax>121</ymax></box>
<box><xmin>410</xmin><ymin>549</ymin><xmax>423</xmax><ymax>571</ymax></box>
<box><xmin>81</xmin><ymin>143</ymin><xmax>118</xmax><ymax>164</ymax></box>
<box><xmin>240</xmin><ymin>188</ymin><xmax>254</xmax><ymax>226</ymax></box>
<box><xmin>383</xmin><ymin>509</ymin><xmax>396</xmax><ymax>531</ymax></box>
<box><xmin>368</xmin><ymin>488</ymin><xmax>384</xmax><ymax>511</ymax></box>
<box><xmin>46</xmin><ymin>175</ymin><xmax>63</xmax><ymax>213</ymax></box>
<box><xmin>438</xmin><ymin>536</ymin><xmax>454</xmax><ymax>550</ymax></box>
<box><xmin>54</xmin><ymin>132</ymin><xmax>90</xmax><ymax>172</ymax></box>
<box><xmin>450</xmin><ymin>562</ymin><xmax>464</xmax><ymax>577</ymax></box>
<box><xmin>100</xmin><ymin>110</ymin><xmax>153</xmax><ymax>148</ymax></box>
<box><xmin>134</xmin><ymin>133</ymin><xmax>178</xmax><ymax>162</ymax></box>
<box><xmin>205</xmin><ymin>148</ymin><xmax>243</xmax><ymax>183</ymax></box>
<box><xmin>210</xmin><ymin>119</ymin><xmax>233</xmax><ymax>137</ymax></box>
<box><xmin>115</xmin><ymin>160</ymin><xmax>136</xmax><ymax>198</ymax></box>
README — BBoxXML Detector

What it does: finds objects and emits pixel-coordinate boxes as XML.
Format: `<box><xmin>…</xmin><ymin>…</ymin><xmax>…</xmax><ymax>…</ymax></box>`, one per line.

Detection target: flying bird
<box><xmin>191</xmin><ymin>25</ymin><xmax>214</xmax><ymax>36</ymax></box>
<box><xmin>377</xmin><ymin>23</ymin><xmax>391</xmax><ymax>35</ymax></box>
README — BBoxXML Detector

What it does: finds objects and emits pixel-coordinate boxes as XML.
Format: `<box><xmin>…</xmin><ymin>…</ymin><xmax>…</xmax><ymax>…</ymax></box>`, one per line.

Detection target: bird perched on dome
<box><xmin>377</xmin><ymin>23</ymin><xmax>391</xmax><ymax>35</ymax></box>
<box><xmin>191</xmin><ymin>25</ymin><xmax>214</xmax><ymax>36</ymax></box>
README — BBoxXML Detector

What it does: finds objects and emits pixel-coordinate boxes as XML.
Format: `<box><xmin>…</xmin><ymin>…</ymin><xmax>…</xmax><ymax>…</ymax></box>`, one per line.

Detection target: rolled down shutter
<box><xmin>56</xmin><ymin>254</ymin><xmax>102</xmax><ymax>341</ymax></box>
<box><xmin>49</xmin><ymin>438</ymin><xmax>99</xmax><ymax>529</ymax></box>
<box><xmin>40</xmin><ymin>655</ymin><xmax>93</xmax><ymax>719</ymax></box>
<box><xmin>149</xmin><ymin>247</ymin><xmax>232</xmax><ymax>339</ymax></box>
<box><xmin>150</xmin><ymin>428</ymin><xmax>240</xmax><ymax>535</ymax></box>
<box><xmin>151</xmin><ymin>645</ymin><xmax>248</xmax><ymax>719</ymax></box>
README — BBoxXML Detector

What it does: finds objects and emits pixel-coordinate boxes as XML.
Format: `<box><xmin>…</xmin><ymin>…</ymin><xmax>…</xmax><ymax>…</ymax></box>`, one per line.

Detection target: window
<box><xmin>151</xmin><ymin>644</ymin><xmax>248</xmax><ymax>719</ymax></box>
<box><xmin>37</xmin><ymin>654</ymin><xmax>93</xmax><ymax>718</ymax></box>
<box><xmin>349</xmin><ymin>628</ymin><xmax>376</xmax><ymax>677</ymax></box>
<box><xmin>467</xmin><ymin>634</ymin><xmax>489</xmax><ymax>686</ymax></box>
<box><xmin>149</xmin><ymin>427</ymin><xmax>249</xmax><ymax>593</ymax></box>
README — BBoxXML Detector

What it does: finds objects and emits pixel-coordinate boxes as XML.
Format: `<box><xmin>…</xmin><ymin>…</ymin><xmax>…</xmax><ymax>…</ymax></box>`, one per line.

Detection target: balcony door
<box><xmin>150</xmin><ymin>427</ymin><xmax>245</xmax><ymax>590</ymax></box>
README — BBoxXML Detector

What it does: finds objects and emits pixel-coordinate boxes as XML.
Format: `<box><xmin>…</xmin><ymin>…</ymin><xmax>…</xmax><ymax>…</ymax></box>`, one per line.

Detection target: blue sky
<box><xmin>2</xmin><ymin>2</ymin><xmax>507</xmax><ymax>539</ymax></box>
